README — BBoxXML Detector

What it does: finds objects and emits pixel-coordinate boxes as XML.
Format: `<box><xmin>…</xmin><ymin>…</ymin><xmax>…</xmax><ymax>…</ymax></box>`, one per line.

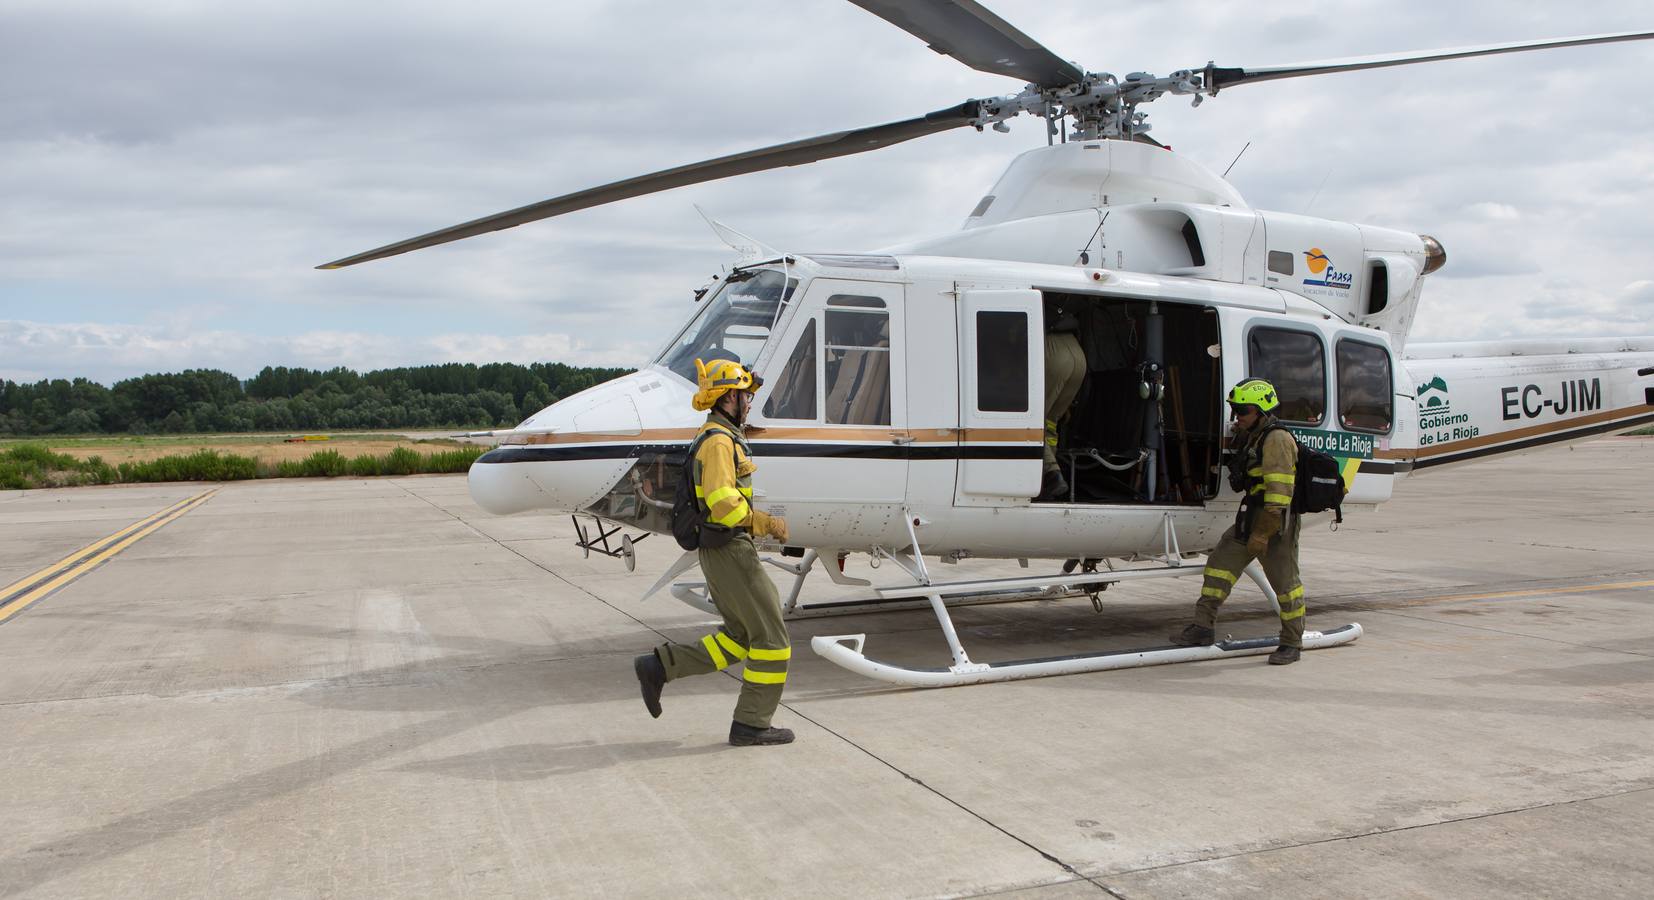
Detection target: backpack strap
<box><xmin>686</xmin><ymin>424</ymin><xmax>742</xmax><ymax>513</ymax></box>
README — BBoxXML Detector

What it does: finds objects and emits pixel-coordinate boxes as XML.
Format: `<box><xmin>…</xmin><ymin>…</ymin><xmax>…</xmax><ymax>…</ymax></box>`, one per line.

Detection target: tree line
<box><xmin>0</xmin><ymin>362</ymin><xmax>631</xmax><ymax>435</ymax></box>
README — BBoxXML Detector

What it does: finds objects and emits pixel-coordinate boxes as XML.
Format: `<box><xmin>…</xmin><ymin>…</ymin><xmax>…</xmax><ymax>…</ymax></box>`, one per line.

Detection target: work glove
<box><xmin>1247</xmin><ymin>508</ymin><xmax>1282</xmax><ymax>558</ymax></box>
<box><xmin>766</xmin><ymin>515</ymin><xmax>789</xmax><ymax>544</ymax></box>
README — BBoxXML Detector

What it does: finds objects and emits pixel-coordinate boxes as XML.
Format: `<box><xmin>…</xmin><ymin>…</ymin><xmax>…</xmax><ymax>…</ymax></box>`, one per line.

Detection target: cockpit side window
<box><xmin>823</xmin><ymin>300</ymin><xmax>891</xmax><ymax>426</ymax></box>
<box><xmin>657</xmin><ymin>269</ymin><xmax>796</xmax><ymax>383</ymax></box>
<box><xmin>762</xmin><ymin>319</ymin><xmax>817</xmax><ymax>420</ymax></box>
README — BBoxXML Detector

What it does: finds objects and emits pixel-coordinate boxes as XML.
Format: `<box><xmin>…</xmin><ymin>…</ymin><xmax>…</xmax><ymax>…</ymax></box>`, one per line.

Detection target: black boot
<box><xmin>634</xmin><ymin>652</ymin><xmax>665</xmax><ymax>718</ymax></box>
<box><xmin>1169</xmin><ymin>624</ymin><xmax>1215</xmax><ymax>647</ymax></box>
<box><xmin>1038</xmin><ymin>468</ymin><xmax>1069</xmax><ymax>501</ymax></box>
<box><xmin>1268</xmin><ymin>645</ymin><xmax>1301</xmax><ymax>665</ymax></box>
<box><xmin>729</xmin><ymin>720</ymin><xmax>794</xmax><ymax>746</ymax></box>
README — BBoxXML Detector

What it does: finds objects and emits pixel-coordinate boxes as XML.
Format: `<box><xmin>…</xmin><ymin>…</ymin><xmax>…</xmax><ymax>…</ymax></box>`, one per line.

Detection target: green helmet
<box><xmin>1227</xmin><ymin>378</ymin><xmax>1280</xmax><ymax>412</ymax></box>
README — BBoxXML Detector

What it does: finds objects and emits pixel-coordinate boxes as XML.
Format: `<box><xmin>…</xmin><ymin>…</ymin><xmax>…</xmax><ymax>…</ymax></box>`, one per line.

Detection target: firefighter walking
<box><xmin>635</xmin><ymin>358</ymin><xmax>796</xmax><ymax>745</ymax></box>
<box><xmin>1171</xmin><ymin>378</ymin><xmax>1306</xmax><ymax>665</ymax></box>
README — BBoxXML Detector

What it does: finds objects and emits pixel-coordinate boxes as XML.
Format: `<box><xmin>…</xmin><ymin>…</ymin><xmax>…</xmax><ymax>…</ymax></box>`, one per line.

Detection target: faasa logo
<box><xmin>1302</xmin><ymin>247</ymin><xmax>1353</xmax><ymax>290</ymax></box>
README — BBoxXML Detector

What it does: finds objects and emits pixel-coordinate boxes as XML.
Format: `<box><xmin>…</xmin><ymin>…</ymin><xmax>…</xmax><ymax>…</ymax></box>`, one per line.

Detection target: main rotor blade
<box><xmin>319</xmin><ymin>101</ymin><xmax>981</xmax><ymax>269</ymax></box>
<box><xmin>1205</xmin><ymin>30</ymin><xmax>1654</xmax><ymax>91</ymax></box>
<box><xmin>847</xmin><ymin>0</ymin><xmax>1083</xmax><ymax>89</ymax></box>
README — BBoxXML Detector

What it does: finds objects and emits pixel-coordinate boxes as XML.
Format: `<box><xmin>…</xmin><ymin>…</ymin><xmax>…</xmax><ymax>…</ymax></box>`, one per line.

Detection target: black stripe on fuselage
<box><xmin>1412</xmin><ymin>411</ymin><xmax>1654</xmax><ymax>470</ymax></box>
<box><xmin>477</xmin><ymin>442</ymin><xmax>1045</xmax><ymax>465</ymax></box>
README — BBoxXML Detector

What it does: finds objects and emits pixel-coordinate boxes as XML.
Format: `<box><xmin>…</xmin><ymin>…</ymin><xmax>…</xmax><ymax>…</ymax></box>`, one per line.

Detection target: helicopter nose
<box><xmin>467</xmin><ymin>377</ymin><xmax>663</xmax><ymax>516</ymax></box>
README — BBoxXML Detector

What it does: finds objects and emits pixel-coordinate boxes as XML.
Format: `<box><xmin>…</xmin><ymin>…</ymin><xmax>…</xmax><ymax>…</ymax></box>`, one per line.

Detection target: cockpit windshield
<box><xmin>657</xmin><ymin>268</ymin><xmax>797</xmax><ymax>383</ymax></box>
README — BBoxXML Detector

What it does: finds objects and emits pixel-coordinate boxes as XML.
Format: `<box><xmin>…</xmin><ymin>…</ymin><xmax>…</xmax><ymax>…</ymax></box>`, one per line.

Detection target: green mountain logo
<box><xmin>1417</xmin><ymin>375</ymin><xmax>1450</xmax><ymax>415</ymax></box>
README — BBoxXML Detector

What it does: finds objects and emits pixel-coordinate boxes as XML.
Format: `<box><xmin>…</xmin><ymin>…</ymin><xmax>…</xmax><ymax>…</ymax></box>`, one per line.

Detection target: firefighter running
<box><xmin>1170</xmin><ymin>378</ymin><xmax>1306</xmax><ymax>665</ymax></box>
<box><xmin>634</xmin><ymin>358</ymin><xmax>796</xmax><ymax>745</ymax></box>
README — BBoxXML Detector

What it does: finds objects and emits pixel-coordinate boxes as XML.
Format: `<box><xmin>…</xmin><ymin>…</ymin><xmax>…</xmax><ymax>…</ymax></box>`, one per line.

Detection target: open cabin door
<box><xmin>956</xmin><ymin>289</ymin><xmax>1044</xmax><ymax>505</ymax></box>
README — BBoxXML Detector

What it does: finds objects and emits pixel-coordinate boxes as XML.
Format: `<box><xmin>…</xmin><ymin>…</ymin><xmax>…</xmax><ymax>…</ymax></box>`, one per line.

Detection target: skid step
<box><xmin>811</xmin><ymin>624</ymin><xmax>1363</xmax><ymax>688</ymax></box>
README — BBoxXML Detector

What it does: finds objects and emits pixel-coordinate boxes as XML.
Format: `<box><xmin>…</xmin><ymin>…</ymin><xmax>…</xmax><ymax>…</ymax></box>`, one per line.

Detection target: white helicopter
<box><xmin>322</xmin><ymin>1</ymin><xmax>1654</xmax><ymax>687</ymax></box>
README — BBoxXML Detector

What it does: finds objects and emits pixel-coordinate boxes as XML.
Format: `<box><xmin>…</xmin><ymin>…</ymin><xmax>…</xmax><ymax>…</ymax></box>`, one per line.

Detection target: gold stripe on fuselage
<box><xmin>500</xmin><ymin>426</ymin><xmax>1043</xmax><ymax>447</ymax></box>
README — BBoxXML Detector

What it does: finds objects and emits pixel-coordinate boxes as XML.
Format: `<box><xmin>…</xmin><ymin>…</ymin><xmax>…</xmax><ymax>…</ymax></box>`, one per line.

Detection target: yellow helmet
<box><xmin>1227</xmin><ymin>378</ymin><xmax>1280</xmax><ymax>413</ymax></box>
<box><xmin>692</xmin><ymin>358</ymin><xmax>762</xmax><ymax>411</ymax></box>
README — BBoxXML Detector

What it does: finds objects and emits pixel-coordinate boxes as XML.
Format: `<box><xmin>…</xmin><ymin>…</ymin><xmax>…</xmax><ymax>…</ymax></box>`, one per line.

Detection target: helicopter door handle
<box><xmin>891</xmin><ymin>433</ymin><xmax>916</xmax><ymax>445</ymax></box>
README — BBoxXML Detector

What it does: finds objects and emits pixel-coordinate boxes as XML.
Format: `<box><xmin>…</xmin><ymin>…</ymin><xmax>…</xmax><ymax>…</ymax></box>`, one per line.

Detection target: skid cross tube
<box><xmin>810</xmin><ymin>564</ymin><xmax>1361</xmax><ymax>687</ymax></box>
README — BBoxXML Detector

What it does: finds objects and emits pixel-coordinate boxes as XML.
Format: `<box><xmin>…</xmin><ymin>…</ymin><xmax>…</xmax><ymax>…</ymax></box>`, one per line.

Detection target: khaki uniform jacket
<box><xmin>694</xmin><ymin>411</ymin><xmax>777</xmax><ymax>536</ymax></box>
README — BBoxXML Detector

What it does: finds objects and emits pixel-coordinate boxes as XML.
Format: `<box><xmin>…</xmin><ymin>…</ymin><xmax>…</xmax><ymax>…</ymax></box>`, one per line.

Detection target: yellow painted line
<box><xmin>0</xmin><ymin>492</ymin><xmax>202</xmax><ymax>603</ymax></box>
<box><xmin>1393</xmin><ymin>579</ymin><xmax>1654</xmax><ymax>609</ymax></box>
<box><xmin>0</xmin><ymin>489</ymin><xmax>217</xmax><ymax>626</ymax></box>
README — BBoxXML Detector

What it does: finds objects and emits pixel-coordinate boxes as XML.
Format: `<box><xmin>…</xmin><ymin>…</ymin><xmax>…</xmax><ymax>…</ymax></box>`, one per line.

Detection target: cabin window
<box><xmin>1337</xmin><ymin>339</ymin><xmax>1393</xmax><ymax>433</ymax></box>
<box><xmin>762</xmin><ymin>319</ymin><xmax>817</xmax><ymax>420</ymax></box>
<box><xmin>656</xmin><ymin>268</ymin><xmax>797</xmax><ymax>383</ymax></box>
<box><xmin>975</xmin><ymin>310</ymin><xmax>1029</xmax><ymax>412</ymax></box>
<box><xmin>824</xmin><ymin>309</ymin><xmax>891</xmax><ymax>425</ymax></box>
<box><xmin>1268</xmin><ymin>251</ymin><xmax>1294</xmax><ymax>275</ymax></box>
<box><xmin>1247</xmin><ymin>327</ymin><xmax>1325</xmax><ymax>425</ymax></box>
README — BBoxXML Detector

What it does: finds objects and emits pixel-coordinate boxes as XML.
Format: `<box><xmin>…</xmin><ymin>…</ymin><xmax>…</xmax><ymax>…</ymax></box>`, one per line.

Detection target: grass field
<box><xmin>0</xmin><ymin>433</ymin><xmax>490</xmax><ymax>489</ymax></box>
<box><xmin>8</xmin><ymin>433</ymin><xmax>475</xmax><ymax>466</ymax></box>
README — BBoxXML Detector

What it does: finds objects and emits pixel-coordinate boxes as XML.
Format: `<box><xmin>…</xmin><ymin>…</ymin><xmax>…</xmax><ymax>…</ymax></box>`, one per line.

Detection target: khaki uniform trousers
<box><xmin>654</xmin><ymin>534</ymin><xmax>790</xmax><ymax>728</ymax></box>
<box><xmin>1043</xmin><ymin>331</ymin><xmax>1086</xmax><ymax>472</ymax></box>
<box><xmin>1195</xmin><ymin>516</ymin><xmax>1306</xmax><ymax>648</ymax></box>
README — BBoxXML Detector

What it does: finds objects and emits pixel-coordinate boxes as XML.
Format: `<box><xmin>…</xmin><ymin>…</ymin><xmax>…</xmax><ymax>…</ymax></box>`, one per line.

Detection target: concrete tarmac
<box><xmin>0</xmin><ymin>439</ymin><xmax>1650</xmax><ymax>898</ymax></box>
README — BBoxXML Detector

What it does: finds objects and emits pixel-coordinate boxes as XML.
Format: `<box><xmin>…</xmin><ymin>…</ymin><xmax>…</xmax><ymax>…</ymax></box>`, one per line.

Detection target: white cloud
<box><xmin>2</xmin><ymin>0</ymin><xmax>1652</xmax><ymax>381</ymax></box>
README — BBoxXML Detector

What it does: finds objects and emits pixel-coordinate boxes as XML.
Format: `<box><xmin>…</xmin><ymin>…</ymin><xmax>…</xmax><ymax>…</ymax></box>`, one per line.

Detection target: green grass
<box><xmin>0</xmin><ymin>432</ymin><xmax>468</xmax><ymax>451</ymax></box>
<box><xmin>0</xmin><ymin>444</ymin><xmax>119</xmax><ymax>489</ymax></box>
<box><xmin>0</xmin><ymin>442</ymin><xmax>485</xmax><ymax>490</ymax></box>
<box><xmin>1632</xmin><ymin>426</ymin><xmax>1654</xmax><ymax>436</ymax></box>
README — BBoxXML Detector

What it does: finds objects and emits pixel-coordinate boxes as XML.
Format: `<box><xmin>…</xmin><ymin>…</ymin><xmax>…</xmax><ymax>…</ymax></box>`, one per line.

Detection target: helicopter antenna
<box><xmin>1303</xmin><ymin>169</ymin><xmax>1333</xmax><ymax>215</ymax></box>
<box><xmin>1222</xmin><ymin>141</ymin><xmax>1252</xmax><ymax>179</ymax></box>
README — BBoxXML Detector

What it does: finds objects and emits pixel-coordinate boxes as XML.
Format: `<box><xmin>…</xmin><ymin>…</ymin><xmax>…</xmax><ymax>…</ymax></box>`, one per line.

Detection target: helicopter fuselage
<box><xmin>467</xmin><ymin>143</ymin><xmax>1654</xmax><ymax>564</ymax></box>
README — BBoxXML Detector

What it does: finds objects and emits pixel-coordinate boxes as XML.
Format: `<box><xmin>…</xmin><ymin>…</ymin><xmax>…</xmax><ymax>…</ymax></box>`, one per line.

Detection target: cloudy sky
<box><xmin>3</xmin><ymin>0</ymin><xmax>1651</xmax><ymax>385</ymax></box>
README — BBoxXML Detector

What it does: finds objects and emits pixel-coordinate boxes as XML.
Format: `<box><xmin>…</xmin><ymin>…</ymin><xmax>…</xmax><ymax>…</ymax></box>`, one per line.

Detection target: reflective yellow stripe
<box><xmin>738</xmin><ymin>486</ymin><xmax>753</xmax><ymax>498</ymax></box>
<box><xmin>715</xmin><ymin>632</ymin><xmax>748</xmax><ymax>661</ymax></box>
<box><xmin>694</xmin><ymin>486</ymin><xmax>706</xmax><ymax>497</ymax></box>
<box><xmin>702</xmin><ymin>634</ymin><xmax>730</xmax><ymax>669</ymax></box>
<box><xmin>1247</xmin><ymin>466</ymin><xmax>1263</xmax><ymax>476</ymax></box>
<box><xmin>748</xmin><ymin>646</ymin><xmax>791</xmax><ymax>661</ymax></box>
<box><xmin>1250</xmin><ymin>485</ymin><xmax>1265</xmax><ymax>494</ymax></box>
<box><xmin>742</xmin><ymin>669</ymin><xmax>787</xmax><ymax>685</ymax></box>
<box><xmin>1341</xmin><ymin>457</ymin><xmax>1362</xmax><ymax>489</ymax></box>
<box><xmin>1264</xmin><ymin>474</ymin><xmax>1295</xmax><ymax>484</ymax></box>
<box><xmin>712</xmin><ymin>499</ymin><xmax>750</xmax><ymax>527</ymax></box>
<box><xmin>1204</xmin><ymin>567</ymin><xmax>1239</xmax><ymax>584</ymax></box>
<box><xmin>1264</xmin><ymin>493</ymin><xmax>1293</xmax><ymax>505</ymax></box>
<box><xmin>1282</xmin><ymin>586</ymin><xmax>1305</xmax><ymax>602</ymax></box>
<box><xmin>705</xmin><ymin>485</ymin><xmax>742</xmax><ymax>507</ymax></box>
<box><xmin>1201</xmin><ymin>586</ymin><xmax>1229</xmax><ymax>599</ymax></box>
<box><xmin>1279</xmin><ymin>606</ymin><xmax>1306</xmax><ymax>621</ymax></box>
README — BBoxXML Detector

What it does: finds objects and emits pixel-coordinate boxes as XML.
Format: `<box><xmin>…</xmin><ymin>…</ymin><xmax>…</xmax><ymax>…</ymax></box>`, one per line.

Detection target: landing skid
<box><xmin>808</xmin><ymin>562</ymin><xmax>1362</xmax><ymax>687</ymax></box>
<box><xmin>814</xmin><ymin>624</ymin><xmax>1364</xmax><ymax>687</ymax></box>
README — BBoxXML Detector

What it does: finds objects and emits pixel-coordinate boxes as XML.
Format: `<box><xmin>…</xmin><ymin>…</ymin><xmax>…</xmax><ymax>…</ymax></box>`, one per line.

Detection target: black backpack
<box><xmin>670</xmin><ymin>426</ymin><xmax>740</xmax><ymax>551</ymax></box>
<box><xmin>1269</xmin><ymin>426</ymin><xmax>1347</xmax><ymax>523</ymax></box>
